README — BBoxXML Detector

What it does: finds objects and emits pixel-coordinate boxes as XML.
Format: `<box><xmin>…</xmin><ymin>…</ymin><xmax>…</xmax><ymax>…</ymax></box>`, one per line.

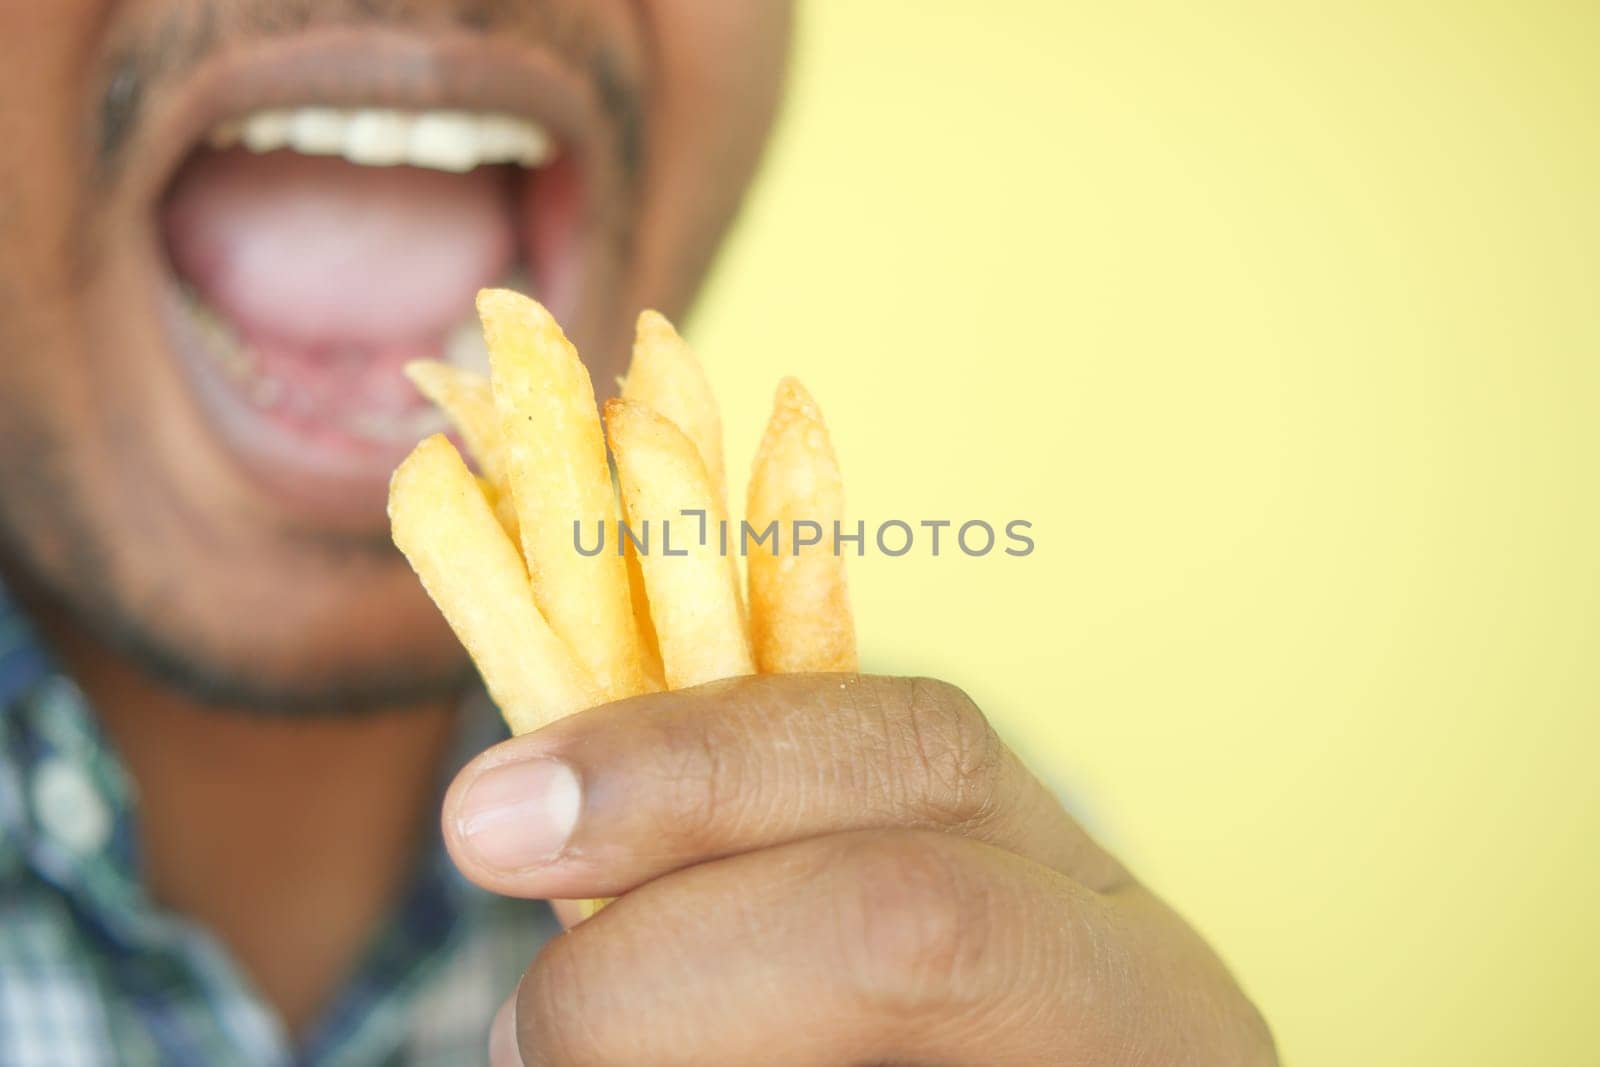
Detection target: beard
<box><xmin>0</xmin><ymin>413</ymin><xmax>475</xmax><ymax>718</ymax></box>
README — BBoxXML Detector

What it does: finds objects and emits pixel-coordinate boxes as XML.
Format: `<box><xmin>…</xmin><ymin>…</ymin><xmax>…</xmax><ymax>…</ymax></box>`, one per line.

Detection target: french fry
<box><xmin>746</xmin><ymin>378</ymin><xmax>858</xmax><ymax>673</ymax></box>
<box><xmin>472</xmin><ymin>473</ymin><xmax>504</xmax><ymax>527</ymax></box>
<box><xmin>395</xmin><ymin>299</ymin><xmax>861</xmax><ymax>923</ymax></box>
<box><xmin>490</xmin><ymin>487</ymin><xmax>522</xmax><ymax>543</ymax></box>
<box><xmin>605</xmin><ymin>398</ymin><xmax>753</xmax><ymax>688</ymax></box>
<box><xmin>622</xmin><ymin>310</ymin><xmax>749</xmax><ymax>634</ymax></box>
<box><xmin>477</xmin><ymin>289</ymin><xmax>650</xmax><ymax>701</ymax></box>
<box><xmin>622</xmin><ymin>311</ymin><xmax>728</xmax><ymax>503</ymax></box>
<box><xmin>388</xmin><ymin>434</ymin><xmax>601</xmax><ymax>733</ymax></box>
<box><xmin>472</xmin><ymin>476</ymin><xmax>522</xmax><ymax>547</ymax></box>
<box><xmin>406</xmin><ymin>360</ymin><xmax>519</xmax><ymax>542</ymax></box>
<box><xmin>624</xmin><ymin>536</ymin><xmax>666</xmax><ymax>690</ymax></box>
<box><xmin>403</xmin><ymin>361</ymin><xmax>501</xmax><ymax>478</ymax></box>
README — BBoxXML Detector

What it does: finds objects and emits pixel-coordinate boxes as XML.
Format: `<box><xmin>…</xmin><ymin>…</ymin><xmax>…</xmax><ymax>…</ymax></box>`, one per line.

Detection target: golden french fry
<box><xmin>403</xmin><ymin>360</ymin><xmax>502</xmax><ymax>481</ymax></box>
<box><xmin>388</xmin><ymin>434</ymin><xmax>601</xmax><ymax>734</ymax></box>
<box><xmin>624</xmin><ymin>536</ymin><xmax>666</xmax><ymax>690</ymax></box>
<box><xmin>746</xmin><ymin>378</ymin><xmax>858</xmax><ymax>673</ymax></box>
<box><xmin>472</xmin><ymin>473</ymin><xmax>503</xmax><ymax>524</ymax></box>
<box><xmin>470</xmin><ymin>476</ymin><xmax>523</xmax><ymax>545</ymax></box>
<box><xmin>622</xmin><ymin>311</ymin><xmax>728</xmax><ymax>502</ymax></box>
<box><xmin>605</xmin><ymin>398</ymin><xmax>753</xmax><ymax>689</ymax></box>
<box><xmin>476</xmin><ymin>289</ymin><xmax>650</xmax><ymax>701</ymax></box>
<box><xmin>491</xmin><ymin>489</ymin><xmax>521</xmax><ymax>543</ymax></box>
<box><xmin>407</xmin><ymin>360</ymin><xmax>520</xmax><ymax>542</ymax></box>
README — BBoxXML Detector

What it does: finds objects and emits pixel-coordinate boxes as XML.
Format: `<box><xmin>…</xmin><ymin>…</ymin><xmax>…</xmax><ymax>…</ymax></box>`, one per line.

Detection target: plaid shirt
<box><xmin>0</xmin><ymin>581</ymin><xmax>558</xmax><ymax>1066</ymax></box>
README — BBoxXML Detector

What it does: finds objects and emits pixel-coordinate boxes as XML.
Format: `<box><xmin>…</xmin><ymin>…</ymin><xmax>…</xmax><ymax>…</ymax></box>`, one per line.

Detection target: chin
<box><xmin>112</xmin><ymin>571</ymin><xmax>480</xmax><ymax>716</ymax></box>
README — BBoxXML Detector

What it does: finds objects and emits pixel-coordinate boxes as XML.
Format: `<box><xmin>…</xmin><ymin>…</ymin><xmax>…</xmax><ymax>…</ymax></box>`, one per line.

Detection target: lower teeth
<box><xmin>176</xmin><ymin>280</ymin><xmax>521</xmax><ymax>444</ymax></box>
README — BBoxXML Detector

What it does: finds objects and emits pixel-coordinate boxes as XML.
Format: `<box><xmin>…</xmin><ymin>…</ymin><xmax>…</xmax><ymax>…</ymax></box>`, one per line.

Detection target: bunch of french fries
<box><xmin>389</xmin><ymin>290</ymin><xmax>855</xmax><ymax>911</ymax></box>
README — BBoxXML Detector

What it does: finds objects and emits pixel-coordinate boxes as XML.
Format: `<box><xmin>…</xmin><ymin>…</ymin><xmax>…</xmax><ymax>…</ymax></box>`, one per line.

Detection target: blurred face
<box><xmin>0</xmin><ymin>0</ymin><xmax>790</xmax><ymax>711</ymax></box>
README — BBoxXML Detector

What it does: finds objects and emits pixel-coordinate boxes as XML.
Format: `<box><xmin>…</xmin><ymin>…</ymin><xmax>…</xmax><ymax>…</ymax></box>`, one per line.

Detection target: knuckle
<box><xmin>886</xmin><ymin>676</ymin><xmax>1007</xmax><ymax>828</ymax></box>
<box><xmin>641</xmin><ymin>708</ymin><xmax>747</xmax><ymax>852</ymax></box>
<box><xmin>833</xmin><ymin>833</ymin><xmax>990</xmax><ymax>1017</ymax></box>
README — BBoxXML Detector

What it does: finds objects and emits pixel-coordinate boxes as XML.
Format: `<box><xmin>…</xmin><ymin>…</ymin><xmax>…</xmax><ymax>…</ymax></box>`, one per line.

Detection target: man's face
<box><xmin>0</xmin><ymin>0</ymin><xmax>790</xmax><ymax>711</ymax></box>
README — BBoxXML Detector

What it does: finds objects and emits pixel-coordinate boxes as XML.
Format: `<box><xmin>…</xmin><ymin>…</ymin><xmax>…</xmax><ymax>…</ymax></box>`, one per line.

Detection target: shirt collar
<box><xmin>0</xmin><ymin>574</ymin><xmax>522</xmax><ymax>1060</ymax></box>
<box><xmin>0</xmin><ymin>572</ymin><xmax>504</xmax><ymax>958</ymax></box>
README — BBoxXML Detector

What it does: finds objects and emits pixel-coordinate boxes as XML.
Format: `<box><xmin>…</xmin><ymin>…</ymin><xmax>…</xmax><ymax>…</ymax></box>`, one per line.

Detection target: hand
<box><xmin>441</xmin><ymin>674</ymin><xmax>1276</xmax><ymax>1065</ymax></box>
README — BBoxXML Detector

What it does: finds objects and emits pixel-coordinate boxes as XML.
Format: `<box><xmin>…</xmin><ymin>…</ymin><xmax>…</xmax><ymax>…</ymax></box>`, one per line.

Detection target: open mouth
<box><xmin>139</xmin><ymin>32</ymin><xmax>622</xmax><ymax>520</ymax></box>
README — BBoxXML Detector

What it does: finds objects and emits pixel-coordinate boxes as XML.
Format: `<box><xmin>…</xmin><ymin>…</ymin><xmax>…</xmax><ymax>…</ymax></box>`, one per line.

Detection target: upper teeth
<box><xmin>208</xmin><ymin>108</ymin><xmax>555</xmax><ymax>173</ymax></box>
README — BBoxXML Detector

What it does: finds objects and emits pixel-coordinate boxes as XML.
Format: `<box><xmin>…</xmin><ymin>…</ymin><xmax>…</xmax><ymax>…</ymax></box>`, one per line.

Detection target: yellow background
<box><xmin>693</xmin><ymin>3</ymin><xmax>1598</xmax><ymax>1064</ymax></box>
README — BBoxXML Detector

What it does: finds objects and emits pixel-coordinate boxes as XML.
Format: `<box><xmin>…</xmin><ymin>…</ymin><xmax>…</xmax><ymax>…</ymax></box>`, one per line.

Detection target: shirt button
<box><xmin>32</xmin><ymin>757</ymin><xmax>113</xmax><ymax>856</ymax></box>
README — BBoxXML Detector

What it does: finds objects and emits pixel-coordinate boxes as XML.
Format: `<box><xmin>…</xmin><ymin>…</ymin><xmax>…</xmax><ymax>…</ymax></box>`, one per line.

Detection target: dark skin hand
<box><xmin>443</xmin><ymin>673</ymin><xmax>1277</xmax><ymax>1065</ymax></box>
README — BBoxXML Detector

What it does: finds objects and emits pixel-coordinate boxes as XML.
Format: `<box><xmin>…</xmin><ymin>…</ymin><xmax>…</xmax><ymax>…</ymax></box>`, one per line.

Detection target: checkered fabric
<box><xmin>0</xmin><ymin>581</ymin><xmax>557</xmax><ymax>1065</ymax></box>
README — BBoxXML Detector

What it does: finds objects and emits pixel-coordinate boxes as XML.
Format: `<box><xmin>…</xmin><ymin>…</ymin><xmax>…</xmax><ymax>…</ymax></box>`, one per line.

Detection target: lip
<box><xmin>114</xmin><ymin>26</ymin><xmax>619</xmax><ymax>217</ymax></box>
<box><xmin>116</xmin><ymin>27</ymin><xmax>632</xmax><ymax>526</ymax></box>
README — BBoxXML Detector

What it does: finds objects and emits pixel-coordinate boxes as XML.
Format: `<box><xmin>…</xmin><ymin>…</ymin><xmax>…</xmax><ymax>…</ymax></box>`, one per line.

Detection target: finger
<box><xmin>510</xmin><ymin>830</ymin><xmax>1235</xmax><ymax>1067</ymax></box>
<box><xmin>442</xmin><ymin>673</ymin><xmax>1125</xmax><ymax>901</ymax></box>
<box><xmin>488</xmin><ymin>992</ymin><xmax>520</xmax><ymax>1066</ymax></box>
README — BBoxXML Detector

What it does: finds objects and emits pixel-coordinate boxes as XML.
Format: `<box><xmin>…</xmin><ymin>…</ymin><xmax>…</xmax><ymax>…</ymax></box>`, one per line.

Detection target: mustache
<box><xmin>94</xmin><ymin>0</ymin><xmax>644</xmax><ymax>181</ymax></box>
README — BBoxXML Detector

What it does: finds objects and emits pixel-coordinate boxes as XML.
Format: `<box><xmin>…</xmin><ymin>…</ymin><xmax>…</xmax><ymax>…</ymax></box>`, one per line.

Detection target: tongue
<box><xmin>163</xmin><ymin>148</ymin><xmax>518</xmax><ymax>350</ymax></box>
